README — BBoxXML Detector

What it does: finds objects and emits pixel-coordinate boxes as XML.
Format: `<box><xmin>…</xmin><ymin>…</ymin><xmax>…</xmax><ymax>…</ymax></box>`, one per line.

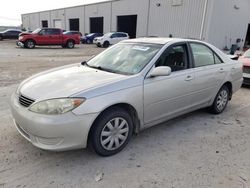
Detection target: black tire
<box><xmin>86</xmin><ymin>39</ymin><xmax>91</xmax><ymax>44</ymax></box>
<box><xmin>209</xmin><ymin>85</ymin><xmax>230</xmax><ymax>114</ymax></box>
<box><xmin>66</xmin><ymin>40</ymin><xmax>75</xmax><ymax>49</ymax></box>
<box><xmin>90</xmin><ymin>107</ymin><xmax>133</xmax><ymax>156</ymax></box>
<box><xmin>103</xmin><ymin>41</ymin><xmax>110</xmax><ymax>48</ymax></box>
<box><xmin>24</xmin><ymin>40</ymin><xmax>35</xmax><ymax>49</ymax></box>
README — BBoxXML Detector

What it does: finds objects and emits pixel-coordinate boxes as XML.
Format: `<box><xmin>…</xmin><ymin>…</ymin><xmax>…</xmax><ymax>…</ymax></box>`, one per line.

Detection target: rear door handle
<box><xmin>185</xmin><ymin>75</ymin><xmax>193</xmax><ymax>81</ymax></box>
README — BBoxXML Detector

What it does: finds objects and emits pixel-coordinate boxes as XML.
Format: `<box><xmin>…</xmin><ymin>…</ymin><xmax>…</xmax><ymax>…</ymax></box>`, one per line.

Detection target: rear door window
<box><xmin>190</xmin><ymin>43</ymin><xmax>223</xmax><ymax>67</ymax></box>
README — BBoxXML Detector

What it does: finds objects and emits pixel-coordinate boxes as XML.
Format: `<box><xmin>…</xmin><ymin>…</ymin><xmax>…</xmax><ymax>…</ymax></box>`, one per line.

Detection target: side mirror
<box><xmin>149</xmin><ymin>66</ymin><xmax>172</xmax><ymax>77</ymax></box>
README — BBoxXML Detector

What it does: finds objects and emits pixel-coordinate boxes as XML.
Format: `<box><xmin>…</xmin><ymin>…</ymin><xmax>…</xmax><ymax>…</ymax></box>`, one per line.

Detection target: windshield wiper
<box><xmin>83</xmin><ymin>61</ymin><xmax>116</xmax><ymax>73</ymax></box>
<box><xmin>81</xmin><ymin>61</ymin><xmax>131</xmax><ymax>75</ymax></box>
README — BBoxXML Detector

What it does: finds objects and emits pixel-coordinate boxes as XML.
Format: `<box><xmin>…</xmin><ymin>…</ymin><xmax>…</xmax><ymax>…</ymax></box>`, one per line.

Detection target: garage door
<box><xmin>54</xmin><ymin>19</ymin><xmax>62</xmax><ymax>29</ymax></box>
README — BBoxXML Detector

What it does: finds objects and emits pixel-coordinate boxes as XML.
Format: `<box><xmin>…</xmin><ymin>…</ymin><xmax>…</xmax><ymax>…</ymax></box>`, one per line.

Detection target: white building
<box><xmin>21</xmin><ymin>0</ymin><xmax>250</xmax><ymax>49</ymax></box>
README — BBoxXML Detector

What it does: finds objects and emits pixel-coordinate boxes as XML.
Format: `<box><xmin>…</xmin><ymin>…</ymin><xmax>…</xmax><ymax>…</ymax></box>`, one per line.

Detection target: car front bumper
<box><xmin>93</xmin><ymin>40</ymin><xmax>102</xmax><ymax>46</ymax></box>
<box><xmin>10</xmin><ymin>93</ymin><xmax>98</xmax><ymax>151</ymax></box>
<box><xmin>16</xmin><ymin>41</ymin><xmax>24</xmax><ymax>47</ymax></box>
<box><xmin>243</xmin><ymin>73</ymin><xmax>250</xmax><ymax>85</ymax></box>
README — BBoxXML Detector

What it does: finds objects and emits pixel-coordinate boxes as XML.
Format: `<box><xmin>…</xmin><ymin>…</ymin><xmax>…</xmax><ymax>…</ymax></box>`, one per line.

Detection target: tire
<box><xmin>0</xmin><ymin>36</ymin><xmax>2</xmax><ymax>40</ymax></box>
<box><xmin>209</xmin><ymin>85</ymin><xmax>229</xmax><ymax>114</ymax></box>
<box><xmin>103</xmin><ymin>41</ymin><xmax>110</xmax><ymax>48</ymax></box>
<box><xmin>24</xmin><ymin>40</ymin><xmax>35</xmax><ymax>49</ymax></box>
<box><xmin>66</xmin><ymin>40</ymin><xmax>75</xmax><ymax>49</ymax></box>
<box><xmin>90</xmin><ymin>107</ymin><xmax>133</xmax><ymax>156</ymax></box>
<box><xmin>86</xmin><ymin>39</ymin><xmax>91</xmax><ymax>44</ymax></box>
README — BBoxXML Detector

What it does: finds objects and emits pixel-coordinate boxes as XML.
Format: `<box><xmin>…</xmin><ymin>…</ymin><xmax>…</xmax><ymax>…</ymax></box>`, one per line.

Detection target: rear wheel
<box><xmin>24</xmin><ymin>40</ymin><xmax>35</xmax><ymax>49</ymax></box>
<box><xmin>210</xmin><ymin>85</ymin><xmax>229</xmax><ymax>114</ymax></box>
<box><xmin>90</xmin><ymin>107</ymin><xmax>133</xmax><ymax>156</ymax></box>
<box><xmin>66</xmin><ymin>40</ymin><xmax>75</xmax><ymax>49</ymax></box>
<box><xmin>103</xmin><ymin>41</ymin><xmax>110</xmax><ymax>48</ymax></box>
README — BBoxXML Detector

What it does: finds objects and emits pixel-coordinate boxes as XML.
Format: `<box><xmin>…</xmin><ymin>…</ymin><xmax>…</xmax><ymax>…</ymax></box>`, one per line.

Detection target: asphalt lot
<box><xmin>0</xmin><ymin>40</ymin><xmax>250</xmax><ymax>188</ymax></box>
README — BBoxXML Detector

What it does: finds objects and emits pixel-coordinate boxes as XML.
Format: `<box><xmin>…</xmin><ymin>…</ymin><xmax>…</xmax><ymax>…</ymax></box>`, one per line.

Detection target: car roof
<box><xmin>4</xmin><ymin>29</ymin><xmax>22</xmax><ymax>32</ymax></box>
<box><xmin>122</xmin><ymin>37</ymin><xmax>201</xmax><ymax>45</ymax></box>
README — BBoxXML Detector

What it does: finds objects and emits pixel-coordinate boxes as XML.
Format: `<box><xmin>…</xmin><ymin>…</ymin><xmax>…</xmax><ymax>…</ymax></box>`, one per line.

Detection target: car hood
<box><xmin>239</xmin><ymin>57</ymin><xmax>250</xmax><ymax>66</ymax></box>
<box><xmin>19</xmin><ymin>32</ymin><xmax>32</xmax><ymax>36</ymax></box>
<box><xmin>95</xmin><ymin>37</ymin><xmax>103</xmax><ymax>40</ymax></box>
<box><xmin>19</xmin><ymin>64</ymin><xmax>129</xmax><ymax>101</ymax></box>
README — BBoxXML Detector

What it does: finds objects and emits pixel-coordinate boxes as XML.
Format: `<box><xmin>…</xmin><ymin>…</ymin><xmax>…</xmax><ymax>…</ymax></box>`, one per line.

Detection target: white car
<box><xmin>93</xmin><ymin>32</ymin><xmax>129</xmax><ymax>47</ymax></box>
<box><xmin>11</xmin><ymin>38</ymin><xmax>243</xmax><ymax>156</ymax></box>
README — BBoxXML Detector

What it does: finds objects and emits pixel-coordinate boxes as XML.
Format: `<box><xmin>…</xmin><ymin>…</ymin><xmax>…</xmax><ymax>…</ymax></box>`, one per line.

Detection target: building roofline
<box><xmin>21</xmin><ymin>0</ymin><xmax>121</xmax><ymax>16</ymax></box>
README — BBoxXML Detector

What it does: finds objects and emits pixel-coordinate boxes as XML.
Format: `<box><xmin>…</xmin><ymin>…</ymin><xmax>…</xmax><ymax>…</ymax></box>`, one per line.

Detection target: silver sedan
<box><xmin>10</xmin><ymin>38</ymin><xmax>243</xmax><ymax>156</ymax></box>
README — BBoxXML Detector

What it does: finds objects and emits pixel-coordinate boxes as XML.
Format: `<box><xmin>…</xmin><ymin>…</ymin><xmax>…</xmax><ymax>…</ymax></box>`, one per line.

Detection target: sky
<box><xmin>0</xmin><ymin>0</ymin><xmax>109</xmax><ymax>26</ymax></box>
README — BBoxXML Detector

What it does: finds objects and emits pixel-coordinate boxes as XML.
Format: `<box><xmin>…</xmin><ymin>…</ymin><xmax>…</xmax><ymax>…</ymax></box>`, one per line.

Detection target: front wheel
<box><xmin>25</xmin><ymin>40</ymin><xmax>35</xmax><ymax>49</ymax></box>
<box><xmin>90</xmin><ymin>107</ymin><xmax>133</xmax><ymax>156</ymax></box>
<box><xmin>210</xmin><ymin>85</ymin><xmax>229</xmax><ymax>114</ymax></box>
<box><xmin>103</xmin><ymin>41</ymin><xmax>110</xmax><ymax>48</ymax></box>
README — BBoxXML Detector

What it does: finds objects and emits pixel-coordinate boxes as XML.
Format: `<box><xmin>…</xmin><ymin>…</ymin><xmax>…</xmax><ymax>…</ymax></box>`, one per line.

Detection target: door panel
<box><xmin>143</xmin><ymin>43</ymin><xmax>194</xmax><ymax>125</ymax></box>
<box><xmin>144</xmin><ymin>69</ymin><xmax>194</xmax><ymax>124</ymax></box>
<box><xmin>189</xmin><ymin>43</ymin><xmax>227</xmax><ymax>107</ymax></box>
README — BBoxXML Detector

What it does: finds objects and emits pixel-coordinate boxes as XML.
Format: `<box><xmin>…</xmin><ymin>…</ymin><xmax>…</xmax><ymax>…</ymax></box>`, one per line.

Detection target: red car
<box><xmin>239</xmin><ymin>49</ymin><xmax>250</xmax><ymax>85</ymax></box>
<box><xmin>17</xmin><ymin>28</ymin><xmax>80</xmax><ymax>49</ymax></box>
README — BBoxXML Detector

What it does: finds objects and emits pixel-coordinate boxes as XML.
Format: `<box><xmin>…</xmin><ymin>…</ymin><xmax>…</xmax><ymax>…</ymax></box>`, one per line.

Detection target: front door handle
<box><xmin>185</xmin><ymin>75</ymin><xmax>193</xmax><ymax>81</ymax></box>
<box><xmin>219</xmin><ymin>68</ymin><xmax>225</xmax><ymax>73</ymax></box>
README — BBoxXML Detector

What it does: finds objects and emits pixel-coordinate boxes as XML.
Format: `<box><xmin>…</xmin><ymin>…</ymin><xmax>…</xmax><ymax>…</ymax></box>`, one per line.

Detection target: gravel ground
<box><xmin>0</xmin><ymin>40</ymin><xmax>250</xmax><ymax>188</ymax></box>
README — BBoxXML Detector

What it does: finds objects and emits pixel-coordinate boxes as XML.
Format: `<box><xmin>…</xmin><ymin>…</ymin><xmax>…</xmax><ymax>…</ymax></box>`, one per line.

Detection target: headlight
<box><xmin>29</xmin><ymin>98</ymin><xmax>85</xmax><ymax>115</ymax></box>
<box><xmin>19</xmin><ymin>36</ymin><xmax>23</xmax><ymax>40</ymax></box>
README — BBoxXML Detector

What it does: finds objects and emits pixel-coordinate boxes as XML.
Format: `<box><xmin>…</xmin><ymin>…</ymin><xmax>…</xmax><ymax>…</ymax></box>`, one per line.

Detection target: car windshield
<box><xmin>32</xmin><ymin>28</ymin><xmax>41</xmax><ymax>34</ymax></box>
<box><xmin>63</xmin><ymin>31</ymin><xmax>70</xmax><ymax>34</ymax></box>
<box><xmin>244</xmin><ymin>50</ymin><xmax>250</xmax><ymax>58</ymax></box>
<box><xmin>86</xmin><ymin>43</ymin><xmax>162</xmax><ymax>75</ymax></box>
<box><xmin>103</xmin><ymin>32</ymin><xmax>112</xmax><ymax>38</ymax></box>
<box><xmin>87</xmin><ymin>33</ymin><xmax>95</xmax><ymax>37</ymax></box>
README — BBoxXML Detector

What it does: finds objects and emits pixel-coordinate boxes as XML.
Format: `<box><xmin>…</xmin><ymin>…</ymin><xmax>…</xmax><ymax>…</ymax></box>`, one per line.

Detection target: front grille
<box><xmin>243</xmin><ymin>66</ymin><xmax>250</xmax><ymax>74</ymax></box>
<box><xmin>19</xmin><ymin>94</ymin><xmax>35</xmax><ymax>107</ymax></box>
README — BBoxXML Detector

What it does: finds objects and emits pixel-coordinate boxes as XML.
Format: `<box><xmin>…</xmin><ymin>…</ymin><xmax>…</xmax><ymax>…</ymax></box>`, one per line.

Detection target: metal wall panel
<box><xmin>65</xmin><ymin>6</ymin><xmax>85</xmax><ymax>33</ymax></box>
<box><xmin>50</xmin><ymin>9</ymin><xmax>66</xmax><ymax>29</ymax></box>
<box><xmin>148</xmin><ymin>0</ymin><xmax>206</xmax><ymax>39</ymax></box>
<box><xmin>84</xmin><ymin>2</ymin><xmax>112</xmax><ymax>34</ymax></box>
<box><xmin>21</xmin><ymin>15</ymin><xmax>30</xmax><ymax>30</ymax></box>
<box><xmin>27</xmin><ymin>13</ymin><xmax>40</xmax><ymax>31</ymax></box>
<box><xmin>39</xmin><ymin>11</ymin><xmax>51</xmax><ymax>28</ymax></box>
<box><xmin>111</xmin><ymin>0</ymin><xmax>149</xmax><ymax>37</ymax></box>
<box><xmin>206</xmin><ymin>0</ymin><xmax>250</xmax><ymax>49</ymax></box>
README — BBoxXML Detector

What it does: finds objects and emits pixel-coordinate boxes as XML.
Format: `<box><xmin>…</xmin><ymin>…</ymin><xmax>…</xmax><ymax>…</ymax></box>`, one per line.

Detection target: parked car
<box><xmin>239</xmin><ymin>49</ymin><xmax>250</xmax><ymax>85</ymax></box>
<box><xmin>16</xmin><ymin>28</ymin><xmax>80</xmax><ymax>49</ymax></box>
<box><xmin>81</xmin><ymin>33</ymin><xmax>103</xmax><ymax>44</ymax></box>
<box><xmin>10</xmin><ymin>38</ymin><xmax>243</xmax><ymax>156</ymax></box>
<box><xmin>63</xmin><ymin>31</ymin><xmax>82</xmax><ymax>36</ymax></box>
<box><xmin>0</xmin><ymin>29</ymin><xmax>22</xmax><ymax>40</ymax></box>
<box><xmin>93</xmin><ymin>32</ymin><xmax>129</xmax><ymax>47</ymax></box>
